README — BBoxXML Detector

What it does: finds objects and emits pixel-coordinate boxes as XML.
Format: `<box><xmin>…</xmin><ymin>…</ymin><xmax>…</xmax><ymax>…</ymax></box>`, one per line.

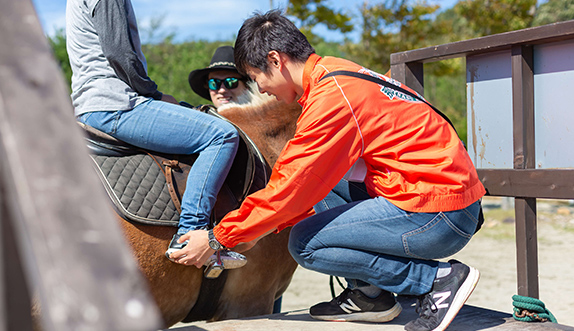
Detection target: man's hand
<box><xmin>169</xmin><ymin>229</ymin><xmax>214</xmax><ymax>267</ymax></box>
<box><xmin>161</xmin><ymin>93</ymin><xmax>179</xmax><ymax>105</ymax></box>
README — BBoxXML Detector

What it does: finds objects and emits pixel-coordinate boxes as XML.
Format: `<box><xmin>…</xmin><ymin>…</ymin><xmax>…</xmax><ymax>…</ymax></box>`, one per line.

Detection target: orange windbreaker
<box><xmin>213</xmin><ymin>54</ymin><xmax>486</xmax><ymax>248</ymax></box>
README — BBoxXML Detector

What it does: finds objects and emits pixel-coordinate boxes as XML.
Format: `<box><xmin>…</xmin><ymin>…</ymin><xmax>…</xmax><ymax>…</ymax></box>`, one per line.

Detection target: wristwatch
<box><xmin>208</xmin><ymin>229</ymin><xmax>224</xmax><ymax>251</ymax></box>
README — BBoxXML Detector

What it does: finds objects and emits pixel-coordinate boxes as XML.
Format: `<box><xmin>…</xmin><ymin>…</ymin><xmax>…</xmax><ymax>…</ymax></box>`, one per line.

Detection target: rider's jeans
<box><xmin>289</xmin><ymin>179</ymin><xmax>481</xmax><ymax>296</ymax></box>
<box><xmin>78</xmin><ymin>99</ymin><xmax>239</xmax><ymax>235</ymax></box>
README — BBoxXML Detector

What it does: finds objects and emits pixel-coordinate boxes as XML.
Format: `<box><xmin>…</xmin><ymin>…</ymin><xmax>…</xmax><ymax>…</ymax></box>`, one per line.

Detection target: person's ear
<box><xmin>267</xmin><ymin>51</ymin><xmax>281</xmax><ymax>69</ymax></box>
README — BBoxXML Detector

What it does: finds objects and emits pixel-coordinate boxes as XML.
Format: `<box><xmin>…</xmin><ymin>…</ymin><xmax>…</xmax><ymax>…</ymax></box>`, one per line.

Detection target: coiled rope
<box><xmin>512</xmin><ymin>295</ymin><xmax>557</xmax><ymax>323</ymax></box>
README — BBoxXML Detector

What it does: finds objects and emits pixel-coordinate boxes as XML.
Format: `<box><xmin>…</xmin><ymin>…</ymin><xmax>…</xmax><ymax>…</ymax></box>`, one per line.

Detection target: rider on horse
<box><xmin>66</xmin><ymin>0</ymin><xmax>246</xmax><ymax>270</ymax></box>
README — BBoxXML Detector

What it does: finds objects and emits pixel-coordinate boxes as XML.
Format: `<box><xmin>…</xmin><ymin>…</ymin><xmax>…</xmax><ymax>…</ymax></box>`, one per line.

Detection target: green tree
<box><xmin>312</xmin><ymin>40</ymin><xmax>346</xmax><ymax>57</ymax></box>
<box><xmin>49</xmin><ymin>0</ymin><xmax>571</xmax><ymax>143</ymax></box>
<box><xmin>143</xmin><ymin>39</ymin><xmax>236</xmax><ymax>106</ymax></box>
<box><xmin>420</xmin><ymin>7</ymin><xmax>471</xmax><ymax>141</ymax></box>
<box><xmin>344</xmin><ymin>0</ymin><xmax>441</xmax><ymax>73</ymax></box>
<box><xmin>47</xmin><ymin>29</ymin><xmax>72</xmax><ymax>89</ymax></box>
<box><xmin>424</xmin><ymin>59</ymin><xmax>468</xmax><ymax>142</ymax></box>
<box><xmin>454</xmin><ymin>0</ymin><xmax>536</xmax><ymax>36</ymax></box>
<box><xmin>429</xmin><ymin>5</ymin><xmax>474</xmax><ymax>44</ymax></box>
<box><xmin>533</xmin><ymin>0</ymin><xmax>574</xmax><ymax>26</ymax></box>
<box><xmin>287</xmin><ymin>0</ymin><xmax>354</xmax><ymax>44</ymax></box>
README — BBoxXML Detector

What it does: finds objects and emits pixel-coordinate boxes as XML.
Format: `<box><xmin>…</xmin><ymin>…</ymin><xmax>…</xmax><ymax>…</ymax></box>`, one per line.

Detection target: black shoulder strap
<box><xmin>320</xmin><ymin>70</ymin><xmax>457</xmax><ymax>133</ymax></box>
<box><xmin>321</xmin><ymin>70</ymin><xmax>486</xmax><ymax>231</ymax></box>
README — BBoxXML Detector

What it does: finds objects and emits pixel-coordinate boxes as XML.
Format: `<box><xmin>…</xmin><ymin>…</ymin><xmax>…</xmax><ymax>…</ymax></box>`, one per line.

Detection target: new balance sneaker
<box><xmin>165</xmin><ymin>233</ymin><xmax>247</xmax><ymax>269</ymax></box>
<box><xmin>309</xmin><ymin>288</ymin><xmax>402</xmax><ymax>322</ymax></box>
<box><xmin>404</xmin><ymin>260</ymin><xmax>480</xmax><ymax>331</ymax></box>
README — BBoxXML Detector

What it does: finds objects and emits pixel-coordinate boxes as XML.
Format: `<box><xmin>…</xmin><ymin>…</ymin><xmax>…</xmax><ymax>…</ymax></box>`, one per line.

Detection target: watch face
<box><xmin>209</xmin><ymin>240</ymin><xmax>220</xmax><ymax>250</ymax></box>
<box><xmin>208</xmin><ymin>230</ymin><xmax>220</xmax><ymax>250</ymax></box>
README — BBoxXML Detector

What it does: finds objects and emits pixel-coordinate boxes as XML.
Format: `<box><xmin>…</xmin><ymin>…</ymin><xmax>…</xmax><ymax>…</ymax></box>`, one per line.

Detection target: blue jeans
<box><xmin>289</xmin><ymin>179</ymin><xmax>481</xmax><ymax>296</ymax></box>
<box><xmin>78</xmin><ymin>99</ymin><xmax>239</xmax><ymax>234</ymax></box>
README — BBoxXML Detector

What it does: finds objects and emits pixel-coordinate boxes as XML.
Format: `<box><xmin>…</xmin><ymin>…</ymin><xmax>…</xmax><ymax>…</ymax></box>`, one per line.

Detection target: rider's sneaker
<box><xmin>404</xmin><ymin>260</ymin><xmax>480</xmax><ymax>331</ymax></box>
<box><xmin>204</xmin><ymin>250</ymin><xmax>247</xmax><ymax>269</ymax></box>
<box><xmin>309</xmin><ymin>288</ymin><xmax>402</xmax><ymax>322</ymax></box>
<box><xmin>165</xmin><ymin>233</ymin><xmax>187</xmax><ymax>262</ymax></box>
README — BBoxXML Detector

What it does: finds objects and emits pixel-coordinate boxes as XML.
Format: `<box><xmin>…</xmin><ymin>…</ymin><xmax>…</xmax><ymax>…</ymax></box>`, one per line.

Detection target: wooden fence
<box><xmin>390</xmin><ymin>19</ymin><xmax>574</xmax><ymax>300</ymax></box>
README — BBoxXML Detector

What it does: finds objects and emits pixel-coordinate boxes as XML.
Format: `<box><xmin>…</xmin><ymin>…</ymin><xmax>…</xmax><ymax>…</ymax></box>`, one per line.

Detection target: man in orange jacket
<box><xmin>170</xmin><ymin>10</ymin><xmax>486</xmax><ymax>331</ymax></box>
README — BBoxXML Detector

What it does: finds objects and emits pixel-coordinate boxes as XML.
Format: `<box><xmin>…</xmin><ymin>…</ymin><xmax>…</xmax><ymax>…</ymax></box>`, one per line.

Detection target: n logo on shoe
<box><xmin>339</xmin><ymin>299</ymin><xmax>362</xmax><ymax>314</ymax></box>
<box><xmin>433</xmin><ymin>290</ymin><xmax>451</xmax><ymax>309</ymax></box>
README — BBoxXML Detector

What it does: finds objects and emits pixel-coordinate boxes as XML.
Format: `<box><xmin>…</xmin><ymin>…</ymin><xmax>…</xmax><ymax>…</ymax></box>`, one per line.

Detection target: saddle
<box><xmin>79</xmin><ymin>105</ymin><xmax>270</xmax><ymax>227</ymax></box>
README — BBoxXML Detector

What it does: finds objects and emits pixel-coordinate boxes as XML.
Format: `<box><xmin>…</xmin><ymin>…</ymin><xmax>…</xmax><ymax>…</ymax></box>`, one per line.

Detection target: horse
<box><xmin>89</xmin><ymin>87</ymin><xmax>303</xmax><ymax>327</ymax></box>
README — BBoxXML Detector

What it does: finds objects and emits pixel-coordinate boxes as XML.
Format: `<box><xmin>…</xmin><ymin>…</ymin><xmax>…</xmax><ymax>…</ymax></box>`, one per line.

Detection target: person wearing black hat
<box><xmin>189</xmin><ymin>46</ymin><xmax>249</xmax><ymax>108</ymax></box>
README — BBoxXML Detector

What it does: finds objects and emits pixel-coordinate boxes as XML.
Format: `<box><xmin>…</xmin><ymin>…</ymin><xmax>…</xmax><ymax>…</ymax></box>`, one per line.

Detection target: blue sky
<box><xmin>32</xmin><ymin>0</ymin><xmax>458</xmax><ymax>43</ymax></box>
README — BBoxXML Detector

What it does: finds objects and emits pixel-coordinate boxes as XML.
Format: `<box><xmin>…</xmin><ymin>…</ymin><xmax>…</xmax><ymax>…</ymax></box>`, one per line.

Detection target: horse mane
<box><xmin>218</xmin><ymin>81</ymin><xmax>278</xmax><ymax>114</ymax></box>
<box><xmin>217</xmin><ymin>81</ymin><xmax>302</xmax><ymax>167</ymax></box>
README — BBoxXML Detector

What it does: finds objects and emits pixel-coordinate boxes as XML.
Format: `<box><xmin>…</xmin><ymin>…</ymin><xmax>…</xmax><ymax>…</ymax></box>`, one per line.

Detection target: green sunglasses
<box><xmin>208</xmin><ymin>77</ymin><xmax>241</xmax><ymax>91</ymax></box>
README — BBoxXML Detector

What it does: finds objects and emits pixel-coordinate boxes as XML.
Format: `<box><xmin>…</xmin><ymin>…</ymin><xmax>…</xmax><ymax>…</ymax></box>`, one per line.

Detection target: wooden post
<box><xmin>0</xmin><ymin>183</ymin><xmax>35</xmax><ymax>331</ymax></box>
<box><xmin>0</xmin><ymin>0</ymin><xmax>162</xmax><ymax>330</ymax></box>
<box><xmin>511</xmin><ymin>45</ymin><xmax>539</xmax><ymax>298</ymax></box>
<box><xmin>389</xmin><ymin>20</ymin><xmax>574</xmax><ymax>315</ymax></box>
<box><xmin>390</xmin><ymin>60</ymin><xmax>425</xmax><ymax>96</ymax></box>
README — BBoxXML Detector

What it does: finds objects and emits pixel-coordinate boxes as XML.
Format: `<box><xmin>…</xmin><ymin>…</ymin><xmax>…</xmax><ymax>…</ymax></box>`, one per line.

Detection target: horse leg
<box><xmin>212</xmin><ymin>229</ymin><xmax>298</xmax><ymax>320</ymax></box>
<box><xmin>119</xmin><ymin>218</ymin><xmax>203</xmax><ymax>327</ymax></box>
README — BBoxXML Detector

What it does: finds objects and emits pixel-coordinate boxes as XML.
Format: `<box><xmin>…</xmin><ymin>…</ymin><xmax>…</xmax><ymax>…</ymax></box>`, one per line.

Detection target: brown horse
<box><xmin>117</xmin><ymin>91</ymin><xmax>303</xmax><ymax>327</ymax></box>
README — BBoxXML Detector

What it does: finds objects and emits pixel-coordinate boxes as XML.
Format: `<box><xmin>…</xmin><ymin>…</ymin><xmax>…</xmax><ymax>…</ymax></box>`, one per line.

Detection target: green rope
<box><xmin>512</xmin><ymin>295</ymin><xmax>557</xmax><ymax>323</ymax></box>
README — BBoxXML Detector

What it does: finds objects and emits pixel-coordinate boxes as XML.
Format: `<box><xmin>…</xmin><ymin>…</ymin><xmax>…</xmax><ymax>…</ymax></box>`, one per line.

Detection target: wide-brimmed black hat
<box><xmin>188</xmin><ymin>46</ymin><xmax>245</xmax><ymax>101</ymax></box>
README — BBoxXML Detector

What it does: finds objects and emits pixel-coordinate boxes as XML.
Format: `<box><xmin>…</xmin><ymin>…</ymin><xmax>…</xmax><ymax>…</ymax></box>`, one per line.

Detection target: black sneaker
<box><xmin>404</xmin><ymin>260</ymin><xmax>480</xmax><ymax>331</ymax></box>
<box><xmin>309</xmin><ymin>288</ymin><xmax>402</xmax><ymax>322</ymax></box>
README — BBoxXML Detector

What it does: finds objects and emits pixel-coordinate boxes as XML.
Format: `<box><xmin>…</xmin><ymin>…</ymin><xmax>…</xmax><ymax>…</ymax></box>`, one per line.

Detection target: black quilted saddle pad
<box><xmin>91</xmin><ymin>153</ymin><xmax>180</xmax><ymax>226</ymax></box>
<box><xmin>80</xmin><ymin>107</ymin><xmax>270</xmax><ymax>228</ymax></box>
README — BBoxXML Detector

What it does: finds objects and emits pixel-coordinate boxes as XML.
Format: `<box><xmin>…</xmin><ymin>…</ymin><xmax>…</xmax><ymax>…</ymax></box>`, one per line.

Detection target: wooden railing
<box><xmin>390</xmin><ymin>20</ymin><xmax>574</xmax><ymax>299</ymax></box>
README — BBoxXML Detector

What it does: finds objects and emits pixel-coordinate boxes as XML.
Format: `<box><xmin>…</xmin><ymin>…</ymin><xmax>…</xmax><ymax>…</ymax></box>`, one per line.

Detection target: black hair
<box><xmin>234</xmin><ymin>10</ymin><xmax>315</xmax><ymax>75</ymax></box>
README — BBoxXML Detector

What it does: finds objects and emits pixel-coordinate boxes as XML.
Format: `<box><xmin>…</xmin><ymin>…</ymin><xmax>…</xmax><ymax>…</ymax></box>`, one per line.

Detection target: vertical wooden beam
<box><xmin>514</xmin><ymin>198</ymin><xmax>539</xmax><ymax>297</ymax></box>
<box><xmin>0</xmin><ymin>183</ymin><xmax>34</xmax><ymax>331</ymax></box>
<box><xmin>511</xmin><ymin>45</ymin><xmax>538</xmax><ymax>298</ymax></box>
<box><xmin>0</xmin><ymin>0</ymin><xmax>162</xmax><ymax>330</ymax></box>
<box><xmin>390</xmin><ymin>61</ymin><xmax>425</xmax><ymax>96</ymax></box>
<box><xmin>0</xmin><ymin>186</ymin><xmax>7</xmax><ymax>331</ymax></box>
<box><xmin>512</xmin><ymin>45</ymin><xmax>535</xmax><ymax>170</ymax></box>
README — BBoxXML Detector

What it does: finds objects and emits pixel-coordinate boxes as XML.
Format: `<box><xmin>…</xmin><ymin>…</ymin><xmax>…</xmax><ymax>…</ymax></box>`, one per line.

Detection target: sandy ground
<box><xmin>280</xmin><ymin>197</ymin><xmax>574</xmax><ymax>326</ymax></box>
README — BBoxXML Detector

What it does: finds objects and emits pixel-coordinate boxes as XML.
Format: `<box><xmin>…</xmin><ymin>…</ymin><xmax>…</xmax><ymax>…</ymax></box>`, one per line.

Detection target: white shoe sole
<box><xmin>433</xmin><ymin>266</ymin><xmax>480</xmax><ymax>331</ymax></box>
<box><xmin>310</xmin><ymin>301</ymin><xmax>402</xmax><ymax>322</ymax></box>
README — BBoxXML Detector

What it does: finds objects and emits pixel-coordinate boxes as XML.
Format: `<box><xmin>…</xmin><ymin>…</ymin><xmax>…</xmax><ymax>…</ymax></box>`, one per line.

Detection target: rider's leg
<box><xmin>78</xmin><ymin>100</ymin><xmax>239</xmax><ymax>233</ymax></box>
